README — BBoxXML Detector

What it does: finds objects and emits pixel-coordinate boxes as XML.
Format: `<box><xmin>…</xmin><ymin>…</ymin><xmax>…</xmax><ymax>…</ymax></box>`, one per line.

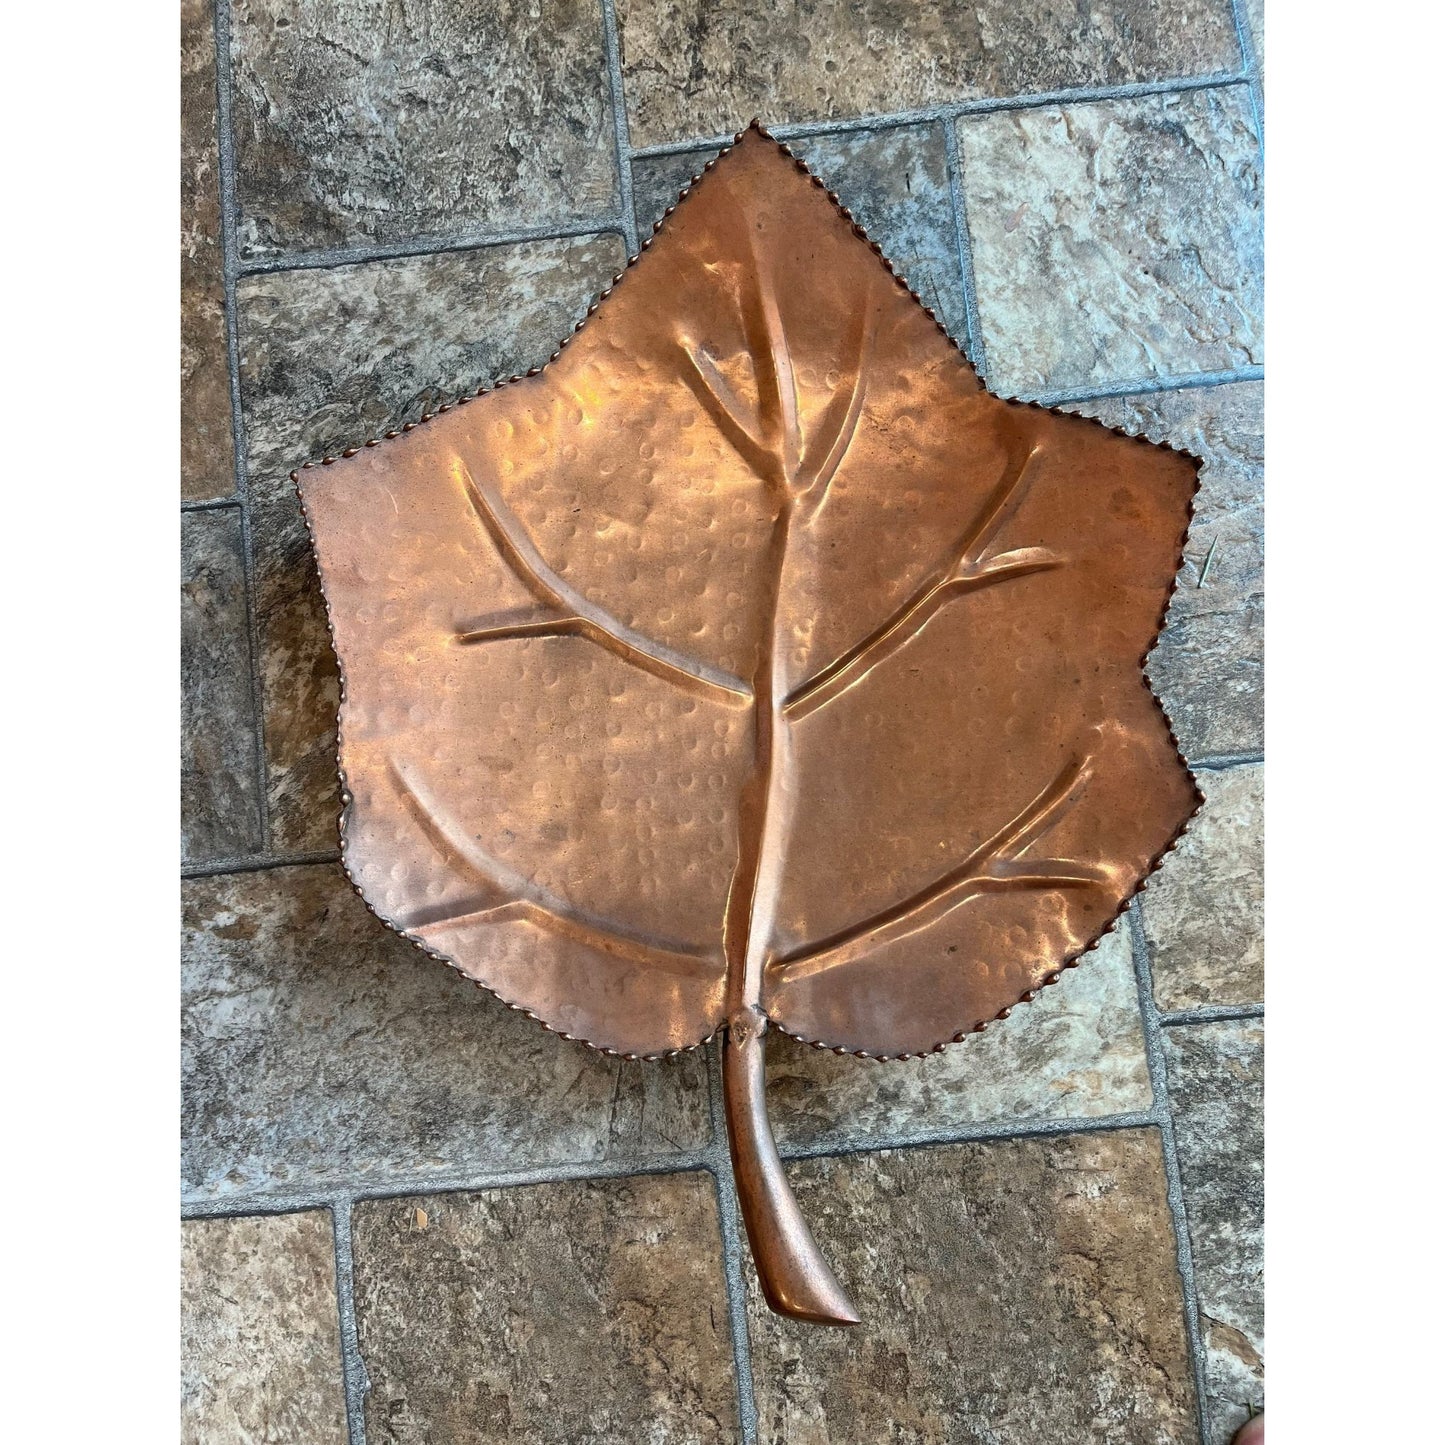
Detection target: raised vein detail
<box><xmin>388</xmin><ymin>760</ymin><xmax>721</xmax><ymax>977</ymax></box>
<box><xmin>785</xmin><ymin>441</ymin><xmax>1061</xmax><ymax>720</ymax></box>
<box><xmin>452</xmin><ymin>455</ymin><xmax>750</xmax><ymax>704</ymax></box>
<box><xmin>678</xmin><ymin>264</ymin><xmax>873</xmax><ymax>518</ymax></box>
<box><xmin>770</xmin><ymin>752</ymin><xmax>1110</xmax><ymax>983</ymax></box>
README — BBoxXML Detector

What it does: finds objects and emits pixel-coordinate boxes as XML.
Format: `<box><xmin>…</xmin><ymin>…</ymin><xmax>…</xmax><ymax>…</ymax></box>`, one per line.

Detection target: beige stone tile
<box><xmin>352</xmin><ymin>1173</ymin><xmax>738</xmax><ymax>1442</ymax></box>
<box><xmin>181</xmin><ymin>1211</ymin><xmax>348</xmax><ymax>1444</ymax></box>
<box><xmin>766</xmin><ymin>924</ymin><xmax>1149</xmax><ymax>1149</ymax></box>
<box><xmin>181</xmin><ymin>865</ymin><xmax>712</xmax><ymax>1202</ymax></box>
<box><xmin>235</xmin><ymin>233</ymin><xmax>626</xmax><ymax>850</ymax></box>
<box><xmin>618</xmin><ymin>0</ymin><xmax>1242</xmax><ymax>148</ymax></box>
<box><xmin>960</xmin><ymin>88</ymin><xmax>1262</xmax><ymax>395</ymax></box>
<box><xmin>633</xmin><ymin>124</ymin><xmax>970</xmax><ymax>345</ymax></box>
<box><xmin>181</xmin><ymin>0</ymin><xmax>234</xmax><ymax>500</ymax></box>
<box><xmin>1141</xmin><ymin>762</ymin><xmax>1263</xmax><ymax>1011</ymax></box>
<box><xmin>1068</xmin><ymin>382</ymin><xmax>1263</xmax><ymax>762</ymax></box>
<box><xmin>181</xmin><ymin>510</ymin><xmax>263</xmax><ymax>864</ymax></box>
<box><xmin>746</xmin><ymin>1130</ymin><xmax>1196</xmax><ymax>1442</ymax></box>
<box><xmin>230</xmin><ymin>0</ymin><xmax>619</xmax><ymax>258</ymax></box>
<box><xmin>1166</xmin><ymin>1020</ymin><xmax>1264</xmax><ymax>1442</ymax></box>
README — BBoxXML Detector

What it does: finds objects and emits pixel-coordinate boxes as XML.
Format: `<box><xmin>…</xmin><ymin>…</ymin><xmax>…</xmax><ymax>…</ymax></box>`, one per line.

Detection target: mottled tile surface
<box><xmin>1166</xmin><ymin>1020</ymin><xmax>1264</xmax><ymax>1442</ymax></box>
<box><xmin>181</xmin><ymin>865</ymin><xmax>711</xmax><ymax>1202</ymax></box>
<box><xmin>628</xmin><ymin>149</ymin><xmax>713</xmax><ymax>233</ymax></box>
<box><xmin>961</xmin><ymin>88</ymin><xmax>1262</xmax><ymax>395</ymax></box>
<box><xmin>618</xmin><ymin>0</ymin><xmax>1241</xmax><ymax>147</ymax></box>
<box><xmin>181</xmin><ymin>0</ymin><xmax>234</xmax><ymax>500</ymax></box>
<box><xmin>1069</xmin><ymin>382</ymin><xmax>1263</xmax><ymax>761</ymax></box>
<box><xmin>1141</xmin><ymin>762</ymin><xmax>1263</xmax><ymax>1011</ymax></box>
<box><xmin>633</xmin><ymin>124</ymin><xmax>970</xmax><ymax>344</ymax></box>
<box><xmin>181</xmin><ymin>1211</ymin><xmax>348</xmax><ymax>1444</ymax></box>
<box><xmin>746</xmin><ymin>1131</ymin><xmax>1196</xmax><ymax>1442</ymax></box>
<box><xmin>767</xmin><ymin>925</ymin><xmax>1149</xmax><ymax>1150</ymax></box>
<box><xmin>245</xmin><ymin>490</ymin><xmax>339</xmax><ymax>855</ymax></box>
<box><xmin>352</xmin><ymin>1174</ymin><xmax>738</xmax><ymax>1443</ymax></box>
<box><xmin>181</xmin><ymin>510</ymin><xmax>263</xmax><ymax>864</ymax></box>
<box><xmin>1242</xmin><ymin>0</ymin><xmax>1264</xmax><ymax>75</ymax></box>
<box><xmin>236</xmin><ymin>233</ymin><xmax>626</xmax><ymax>850</ymax></box>
<box><xmin>230</xmin><ymin>0</ymin><xmax>618</xmax><ymax>258</ymax></box>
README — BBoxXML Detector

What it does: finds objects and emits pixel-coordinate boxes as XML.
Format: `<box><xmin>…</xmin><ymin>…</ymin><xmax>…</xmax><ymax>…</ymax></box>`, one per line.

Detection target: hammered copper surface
<box><xmin>295</xmin><ymin>126</ymin><xmax>1199</xmax><ymax>1325</ymax></box>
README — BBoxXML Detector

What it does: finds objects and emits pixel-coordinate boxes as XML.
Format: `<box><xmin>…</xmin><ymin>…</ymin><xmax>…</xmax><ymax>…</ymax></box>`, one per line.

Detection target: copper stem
<box><xmin>722</xmin><ymin>1022</ymin><xmax>859</xmax><ymax>1324</ymax></box>
<box><xmin>719</xmin><ymin>495</ymin><xmax>859</xmax><ymax>1325</ymax></box>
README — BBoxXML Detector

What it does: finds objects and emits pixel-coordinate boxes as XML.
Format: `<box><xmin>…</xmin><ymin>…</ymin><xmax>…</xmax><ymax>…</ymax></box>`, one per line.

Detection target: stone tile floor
<box><xmin>181</xmin><ymin>2</ymin><xmax>1263</xmax><ymax>1440</ymax></box>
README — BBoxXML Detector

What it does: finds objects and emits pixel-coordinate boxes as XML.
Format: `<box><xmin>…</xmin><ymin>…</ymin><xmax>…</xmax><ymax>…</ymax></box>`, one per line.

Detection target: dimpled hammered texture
<box><xmin>295</xmin><ymin>125</ymin><xmax>1200</xmax><ymax>1324</ymax></box>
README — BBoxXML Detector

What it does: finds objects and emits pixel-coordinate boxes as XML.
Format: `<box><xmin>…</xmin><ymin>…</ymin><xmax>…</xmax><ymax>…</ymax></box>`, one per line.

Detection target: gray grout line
<box><xmin>182</xmin><ymin>847</ymin><xmax>341</xmax><ymax>880</ymax></box>
<box><xmin>1026</xmin><ymin>365</ymin><xmax>1264</xmax><ymax>409</ymax></box>
<box><xmin>1228</xmin><ymin>0</ymin><xmax>1265</xmax><ymax>151</ymax></box>
<box><xmin>1190</xmin><ymin>750</ymin><xmax>1264</xmax><ymax>772</ymax></box>
<box><xmin>627</xmin><ymin>72</ymin><xmax>1251</xmax><ymax>158</ymax></box>
<box><xmin>710</xmin><ymin>1172</ymin><xmax>763</xmax><ymax>1445</ymax></box>
<box><xmin>1160</xmin><ymin>1002</ymin><xmax>1264</xmax><ymax>1028</ymax></box>
<box><xmin>598</xmin><ymin>0</ymin><xmax>640</xmax><ymax>256</ymax></box>
<box><xmin>1127</xmin><ymin>902</ymin><xmax>1212</xmax><ymax>1445</ymax></box>
<box><xmin>182</xmin><ymin>494</ymin><xmax>242</xmax><ymax>513</ymax></box>
<box><xmin>943</xmin><ymin>116</ymin><xmax>989</xmax><ymax>381</ymax></box>
<box><xmin>183</xmin><ymin>1148</ymin><xmax>719</xmax><ymax>1220</ymax></box>
<box><xmin>182</xmin><ymin>1102</ymin><xmax>1170</xmax><ymax>1221</ymax></box>
<box><xmin>779</xmin><ymin>1105</ymin><xmax>1164</xmax><ymax>1163</ymax></box>
<box><xmin>330</xmin><ymin>1203</ymin><xmax>371</xmax><ymax>1445</ymax></box>
<box><xmin>706</xmin><ymin>1042</ymin><xmax>761</xmax><ymax>1445</ymax></box>
<box><xmin>211</xmin><ymin>0</ymin><xmax>272</xmax><ymax>856</ymax></box>
<box><xmin>237</xmin><ymin>216</ymin><xmax>631</xmax><ymax>278</ymax></box>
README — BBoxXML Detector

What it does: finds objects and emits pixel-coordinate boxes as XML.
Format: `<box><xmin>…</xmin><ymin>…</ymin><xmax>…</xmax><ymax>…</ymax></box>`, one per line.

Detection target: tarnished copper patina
<box><xmin>295</xmin><ymin>125</ymin><xmax>1199</xmax><ymax>1326</ymax></box>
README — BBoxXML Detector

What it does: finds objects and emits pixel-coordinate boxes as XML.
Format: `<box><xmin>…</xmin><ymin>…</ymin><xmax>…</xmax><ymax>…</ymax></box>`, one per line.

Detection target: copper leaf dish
<box><xmin>295</xmin><ymin>125</ymin><xmax>1200</xmax><ymax>1326</ymax></box>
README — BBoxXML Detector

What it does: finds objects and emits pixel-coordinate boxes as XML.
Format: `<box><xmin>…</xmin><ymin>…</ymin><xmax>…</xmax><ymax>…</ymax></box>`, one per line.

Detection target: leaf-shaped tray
<box><xmin>295</xmin><ymin>125</ymin><xmax>1200</xmax><ymax>1327</ymax></box>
